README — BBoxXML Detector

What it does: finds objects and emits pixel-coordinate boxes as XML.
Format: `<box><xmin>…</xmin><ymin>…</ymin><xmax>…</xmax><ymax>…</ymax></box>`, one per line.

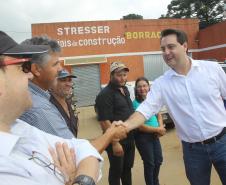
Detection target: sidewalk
<box><xmin>77</xmin><ymin>106</ymin><xmax>221</xmax><ymax>185</ymax></box>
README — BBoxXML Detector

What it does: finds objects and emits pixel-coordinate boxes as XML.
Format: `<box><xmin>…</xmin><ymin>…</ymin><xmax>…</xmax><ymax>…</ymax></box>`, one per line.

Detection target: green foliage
<box><xmin>161</xmin><ymin>0</ymin><xmax>225</xmax><ymax>29</ymax></box>
<box><xmin>122</xmin><ymin>14</ymin><xmax>143</xmax><ymax>20</ymax></box>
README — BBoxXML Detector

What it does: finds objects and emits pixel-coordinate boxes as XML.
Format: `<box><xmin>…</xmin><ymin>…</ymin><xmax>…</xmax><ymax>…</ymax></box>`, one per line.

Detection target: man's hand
<box><xmin>106</xmin><ymin>123</ymin><xmax>127</xmax><ymax>142</ymax></box>
<box><xmin>112</xmin><ymin>120</ymin><xmax>129</xmax><ymax>129</ymax></box>
<box><xmin>112</xmin><ymin>142</ymin><xmax>124</xmax><ymax>157</ymax></box>
<box><xmin>49</xmin><ymin>142</ymin><xmax>77</xmax><ymax>185</ymax></box>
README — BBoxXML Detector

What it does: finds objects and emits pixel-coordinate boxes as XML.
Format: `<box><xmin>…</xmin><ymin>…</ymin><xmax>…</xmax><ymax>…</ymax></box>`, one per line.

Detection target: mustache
<box><xmin>111</xmin><ymin>78</ymin><xmax>127</xmax><ymax>87</ymax></box>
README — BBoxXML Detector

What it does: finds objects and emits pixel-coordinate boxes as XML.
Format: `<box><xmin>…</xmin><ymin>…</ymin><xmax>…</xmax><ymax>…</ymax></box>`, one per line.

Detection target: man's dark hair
<box><xmin>160</xmin><ymin>29</ymin><xmax>188</xmax><ymax>45</ymax></box>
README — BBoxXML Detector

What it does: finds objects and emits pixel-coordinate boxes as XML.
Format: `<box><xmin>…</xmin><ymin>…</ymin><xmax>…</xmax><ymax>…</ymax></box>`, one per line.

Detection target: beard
<box><xmin>111</xmin><ymin>78</ymin><xmax>126</xmax><ymax>87</ymax></box>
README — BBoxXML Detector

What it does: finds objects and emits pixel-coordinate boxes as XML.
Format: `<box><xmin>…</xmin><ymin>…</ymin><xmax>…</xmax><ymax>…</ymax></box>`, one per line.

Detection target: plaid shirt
<box><xmin>19</xmin><ymin>81</ymin><xmax>74</xmax><ymax>139</ymax></box>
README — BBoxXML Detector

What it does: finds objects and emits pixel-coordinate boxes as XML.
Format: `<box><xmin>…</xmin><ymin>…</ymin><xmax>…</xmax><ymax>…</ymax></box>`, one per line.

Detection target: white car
<box><xmin>220</xmin><ymin>63</ymin><xmax>226</xmax><ymax>73</ymax></box>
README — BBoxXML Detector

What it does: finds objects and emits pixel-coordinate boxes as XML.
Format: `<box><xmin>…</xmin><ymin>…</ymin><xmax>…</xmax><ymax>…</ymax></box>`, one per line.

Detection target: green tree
<box><xmin>161</xmin><ymin>0</ymin><xmax>224</xmax><ymax>29</ymax></box>
<box><xmin>122</xmin><ymin>14</ymin><xmax>143</xmax><ymax>20</ymax></box>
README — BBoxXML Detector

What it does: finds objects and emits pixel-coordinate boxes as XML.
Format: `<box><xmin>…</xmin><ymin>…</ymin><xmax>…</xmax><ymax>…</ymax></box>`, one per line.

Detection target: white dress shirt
<box><xmin>0</xmin><ymin>119</ymin><xmax>103</xmax><ymax>185</ymax></box>
<box><xmin>137</xmin><ymin>59</ymin><xmax>226</xmax><ymax>142</ymax></box>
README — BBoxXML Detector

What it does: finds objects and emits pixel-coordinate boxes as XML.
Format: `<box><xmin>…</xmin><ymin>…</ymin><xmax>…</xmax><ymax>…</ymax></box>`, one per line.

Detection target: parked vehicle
<box><xmin>220</xmin><ymin>63</ymin><xmax>226</xmax><ymax>73</ymax></box>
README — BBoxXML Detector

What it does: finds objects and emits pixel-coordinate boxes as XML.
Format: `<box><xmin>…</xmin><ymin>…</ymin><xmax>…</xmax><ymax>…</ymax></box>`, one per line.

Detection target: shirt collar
<box><xmin>29</xmin><ymin>81</ymin><xmax>50</xmax><ymax>99</ymax></box>
<box><xmin>166</xmin><ymin>57</ymin><xmax>200</xmax><ymax>78</ymax></box>
<box><xmin>0</xmin><ymin>131</ymin><xmax>19</xmax><ymax>156</ymax></box>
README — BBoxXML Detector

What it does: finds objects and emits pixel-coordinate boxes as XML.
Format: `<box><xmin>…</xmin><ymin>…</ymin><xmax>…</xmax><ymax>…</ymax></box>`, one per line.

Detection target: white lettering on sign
<box><xmin>57</xmin><ymin>36</ymin><xmax>126</xmax><ymax>48</ymax></box>
<box><xmin>57</xmin><ymin>26</ymin><xmax>110</xmax><ymax>36</ymax></box>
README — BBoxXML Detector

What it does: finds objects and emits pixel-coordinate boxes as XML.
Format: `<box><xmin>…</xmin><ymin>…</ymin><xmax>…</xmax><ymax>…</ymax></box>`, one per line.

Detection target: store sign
<box><xmin>32</xmin><ymin>19</ymin><xmax>199</xmax><ymax>56</ymax></box>
<box><xmin>125</xmin><ymin>31</ymin><xmax>161</xmax><ymax>39</ymax></box>
<box><xmin>57</xmin><ymin>25</ymin><xmax>126</xmax><ymax>48</ymax></box>
<box><xmin>56</xmin><ymin>25</ymin><xmax>160</xmax><ymax>48</ymax></box>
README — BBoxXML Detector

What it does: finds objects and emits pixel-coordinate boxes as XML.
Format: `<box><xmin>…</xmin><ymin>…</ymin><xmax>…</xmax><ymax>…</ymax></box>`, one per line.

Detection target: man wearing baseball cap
<box><xmin>95</xmin><ymin>61</ymin><xmax>135</xmax><ymax>185</ymax></box>
<box><xmin>50</xmin><ymin>69</ymin><xmax>78</xmax><ymax>137</ymax></box>
<box><xmin>49</xmin><ymin>68</ymin><xmax>128</xmax><ymax>154</ymax></box>
<box><xmin>0</xmin><ymin>31</ymin><xmax>103</xmax><ymax>185</ymax></box>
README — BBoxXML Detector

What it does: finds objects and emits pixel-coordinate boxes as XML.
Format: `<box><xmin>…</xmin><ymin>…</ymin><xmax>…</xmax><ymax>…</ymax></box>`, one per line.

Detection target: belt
<box><xmin>195</xmin><ymin>127</ymin><xmax>226</xmax><ymax>145</ymax></box>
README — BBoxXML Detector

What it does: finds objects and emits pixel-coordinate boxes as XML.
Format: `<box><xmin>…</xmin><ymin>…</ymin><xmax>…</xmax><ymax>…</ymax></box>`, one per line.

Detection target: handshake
<box><xmin>106</xmin><ymin>120</ymin><xmax>166</xmax><ymax>142</ymax></box>
<box><xmin>106</xmin><ymin>121</ymin><xmax>129</xmax><ymax>142</ymax></box>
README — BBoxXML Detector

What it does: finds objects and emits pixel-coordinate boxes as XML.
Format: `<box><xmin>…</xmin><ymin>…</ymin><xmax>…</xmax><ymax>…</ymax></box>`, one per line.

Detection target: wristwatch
<box><xmin>73</xmin><ymin>175</ymin><xmax>96</xmax><ymax>185</ymax></box>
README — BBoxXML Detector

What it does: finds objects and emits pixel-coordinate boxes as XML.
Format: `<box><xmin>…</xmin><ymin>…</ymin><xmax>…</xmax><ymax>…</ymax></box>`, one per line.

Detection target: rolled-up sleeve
<box><xmin>40</xmin><ymin>129</ymin><xmax>103</xmax><ymax>179</ymax></box>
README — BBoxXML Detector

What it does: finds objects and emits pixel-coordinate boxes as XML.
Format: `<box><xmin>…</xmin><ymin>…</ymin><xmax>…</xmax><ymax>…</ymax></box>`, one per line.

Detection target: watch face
<box><xmin>73</xmin><ymin>175</ymin><xmax>96</xmax><ymax>185</ymax></box>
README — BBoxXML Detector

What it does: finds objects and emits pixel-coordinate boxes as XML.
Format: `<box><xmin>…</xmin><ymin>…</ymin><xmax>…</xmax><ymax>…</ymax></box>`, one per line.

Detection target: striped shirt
<box><xmin>19</xmin><ymin>81</ymin><xmax>74</xmax><ymax>139</ymax></box>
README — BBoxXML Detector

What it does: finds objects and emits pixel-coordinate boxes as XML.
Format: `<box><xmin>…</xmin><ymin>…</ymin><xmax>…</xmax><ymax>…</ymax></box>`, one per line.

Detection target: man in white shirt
<box><xmin>119</xmin><ymin>29</ymin><xmax>226</xmax><ymax>185</ymax></box>
<box><xmin>0</xmin><ymin>30</ymin><xmax>102</xmax><ymax>185</ymax></box>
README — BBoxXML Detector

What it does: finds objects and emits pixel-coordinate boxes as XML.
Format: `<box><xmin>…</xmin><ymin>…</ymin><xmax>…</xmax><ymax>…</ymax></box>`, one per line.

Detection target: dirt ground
<box><xmin>77</xmin><ymin>106</ymin><xmax>221</xmax><ymax>185</ymax></box>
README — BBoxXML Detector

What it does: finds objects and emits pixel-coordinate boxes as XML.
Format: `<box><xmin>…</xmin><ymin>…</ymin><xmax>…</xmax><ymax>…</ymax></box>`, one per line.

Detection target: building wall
<box><xmin>32</xmin><ymin>19</ymin><xmax>199</xmax><ymax>84</ymax></box>
<box><xmin>32</xmin><ymin>19</ymin><xmax>199</xmax><ymax>57</ymax></box>
<box><xmin>99</xmin><ymin>55</ymin><xmax>144</xmax><ymax>84</ymax></box>
<box><xmin>193</xmin><ymin>20</ymin><xmax>226</xmax><ymax>61</ymax></box>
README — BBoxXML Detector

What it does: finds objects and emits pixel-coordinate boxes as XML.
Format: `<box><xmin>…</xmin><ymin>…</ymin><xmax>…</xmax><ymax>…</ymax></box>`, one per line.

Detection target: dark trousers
<box><xmin>106</xmin><ymin>141</ymin><xmax>135</xmax><ymax>185</ymax></box>
<box><xmin>135</xmin><ymin>132</ymin><xmax>163</xmax><ymax>185</ymax></box>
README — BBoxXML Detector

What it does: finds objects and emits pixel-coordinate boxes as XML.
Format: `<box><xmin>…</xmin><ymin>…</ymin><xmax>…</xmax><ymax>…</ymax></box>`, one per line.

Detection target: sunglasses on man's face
<box><xmin>1</xmin><ymin>58</ymin><xmax>32</xmax><ymax>73</ymax></box>
<box><xmin>3</xmin><ymin>58</ymin><xmax>31</xmax><ymax>66</ymax></box>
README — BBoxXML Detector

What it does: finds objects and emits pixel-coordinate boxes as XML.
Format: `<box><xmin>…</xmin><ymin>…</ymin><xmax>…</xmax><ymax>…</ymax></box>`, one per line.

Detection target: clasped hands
<box><xmin>106</xmin><ymin>120</ymin><xmax>129</xmax><ymax>142</ymax></box>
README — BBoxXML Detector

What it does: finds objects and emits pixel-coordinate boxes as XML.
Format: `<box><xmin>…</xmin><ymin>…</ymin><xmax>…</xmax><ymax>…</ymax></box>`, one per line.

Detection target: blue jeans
<box><xmin>135</xmin><ymin>132</ymin><xmax>163</xmax><ymax>185</ymax></box>
<box><xmin>182</xmin><ymin>134</ymin><xmax>226</xmax><ymax>185</ymax></box>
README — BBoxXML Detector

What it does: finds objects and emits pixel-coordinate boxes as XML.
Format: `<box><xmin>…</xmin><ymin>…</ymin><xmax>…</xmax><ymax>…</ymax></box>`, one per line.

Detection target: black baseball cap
<box><xmin>0</xmin><ymin>31</ymin><xmax>49</xmax><ymax>57</ymax></box>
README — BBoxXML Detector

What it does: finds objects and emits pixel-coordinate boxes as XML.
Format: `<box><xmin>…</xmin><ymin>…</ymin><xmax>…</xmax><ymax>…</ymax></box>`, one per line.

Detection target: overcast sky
<box><xmin>0</xmin><ymin>0</ymin><xmax>172</xmax><ymax>43</ymax></box>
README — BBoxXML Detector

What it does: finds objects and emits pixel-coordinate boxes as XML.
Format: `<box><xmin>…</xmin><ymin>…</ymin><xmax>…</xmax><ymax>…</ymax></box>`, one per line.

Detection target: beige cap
<box><xmin>110</xmin><ymin>61</ymin><xmax>129</xmax><ymax>73</ymax></box>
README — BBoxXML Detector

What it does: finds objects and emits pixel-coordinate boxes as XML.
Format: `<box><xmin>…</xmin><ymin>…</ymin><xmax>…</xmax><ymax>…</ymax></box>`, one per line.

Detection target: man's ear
<box><xmin>31</xmin><ymin>63</ymin><xmax>42</xmax><ymax>77</ymax></box>
<box><xmin>183</xmin><ymin>42</ymin><xmax>188</xmax><ymax>53</ymax></box>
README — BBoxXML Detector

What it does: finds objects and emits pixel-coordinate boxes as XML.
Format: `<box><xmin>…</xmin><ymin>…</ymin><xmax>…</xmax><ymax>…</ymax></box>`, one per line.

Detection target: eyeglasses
<box><xmin>28</xmin><ymin>151</ymin><xmax>66</xmax><ymax>183</ymax></box>
<box><xmin>1</xmin><ymin>58</ymin><xmax>31</xmax><ymax>73</ymax></box>
<box><xmin>3</xmin><ymin>58</ymin><xmax>31</xmax><ymax>66</ymax></box>
<box><xmin>0</xmin><ymin>58</ymin><xmax>31</xmax><ymax>73</ymax></box>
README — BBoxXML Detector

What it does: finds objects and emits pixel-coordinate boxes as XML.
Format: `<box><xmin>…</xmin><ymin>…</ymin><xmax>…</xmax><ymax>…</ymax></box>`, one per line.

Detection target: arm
<box><xmin>138</xmin><ymin>124</ymin><xmax>161</xmax><ymax>133</ymax></box>
<box><xmin>75</xmin><ymin>157</ymin><xmax>99</xmax><ymax>183</ymax></box>
<box><xmin>99</xmin><ymin>120</ymin><xmax>112</xmax><ymax>133</ymax></box>
<box><xmin>136</xmin><ymin>113</ymin><xmax>166</xmax><ymax>136</ymax></box>
<box><xmin>216</xmin><ymin>62</ymin><xmax>226</xmax><ymax>99</ymax></box>
<box><xmin>124</xmin><ymin>111</ymin><xmax>146</xmax><ymax>132</ymax></box>
<box><xmin>90</xmin><ymin>122</ymin><xmax>127</xmax><ymax>154</ymax></box>
<box><xmin>157</xmin><ymin>113</ymin><xmax>166</xmax><ymax>136</ymax></box>
<box><xmin>124</xmin><ymin>80</ymin><xmax>164</xmax><ymax>132</ymax></box>
<box><xmin>95</xmin><ymin>93</ymin><xmax>124</xmax><ymax>156</ymax></box>
<box><xmin>157</xmin><ymin>113</ymin><xmax>164</xmax><ymax>127</ymax></box>
<box><xmin>49</xmin><ymin>142</ymin><xmax>99</xmax><ymax>185</ymax></box>
<box><xmin>90</xmin><ymin>120</ymin><xmax>112</xmax><ymax>153</ymax></box>
<box><xmin>94</xmin><ymin>120</ymin><xmax>125</xmax><ymax>156</ymax></box>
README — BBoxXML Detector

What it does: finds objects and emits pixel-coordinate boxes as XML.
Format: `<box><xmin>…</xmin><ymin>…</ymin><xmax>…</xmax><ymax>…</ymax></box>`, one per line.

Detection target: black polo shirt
<box><xmin>95</xmin><ymin>82</ymin><xmax>134</xmax><ymax>143</ymax></box>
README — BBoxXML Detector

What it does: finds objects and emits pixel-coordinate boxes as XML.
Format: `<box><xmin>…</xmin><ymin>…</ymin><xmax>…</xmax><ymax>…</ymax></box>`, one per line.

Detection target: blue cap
<box><xmin>58</xmin><ymin>69</ymin><xmax>77</xmax><ymax>79</ymax></box>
